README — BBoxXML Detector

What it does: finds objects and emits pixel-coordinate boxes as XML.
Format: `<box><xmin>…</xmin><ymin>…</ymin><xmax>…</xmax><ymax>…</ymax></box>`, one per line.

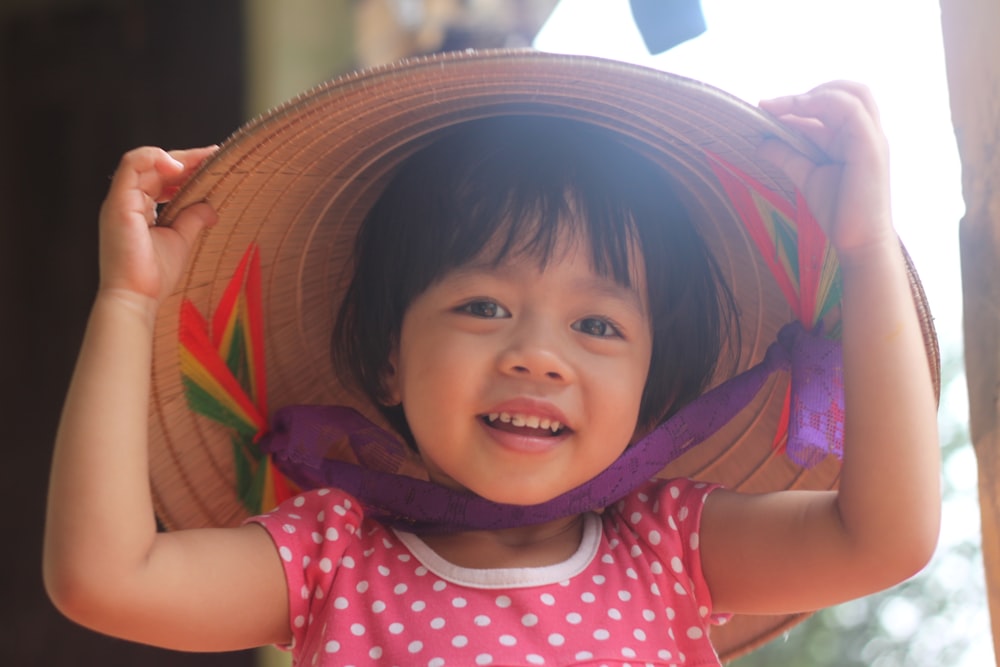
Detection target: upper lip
<box><xmin>481</xmin><ymin>398</ymin><xmax>572</xmax><ymax>431</ymax></box>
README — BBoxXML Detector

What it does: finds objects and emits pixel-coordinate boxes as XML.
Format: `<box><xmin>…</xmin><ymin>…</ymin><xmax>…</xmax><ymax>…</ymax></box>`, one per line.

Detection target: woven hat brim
<box><xmin>149</xmin><ymin>49</ymin><xmax>939</xmax><ymax>662</ymax></box>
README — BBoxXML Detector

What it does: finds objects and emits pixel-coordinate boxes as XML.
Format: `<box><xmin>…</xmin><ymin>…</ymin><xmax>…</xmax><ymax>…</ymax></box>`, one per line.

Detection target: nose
<box><xmin>497</xmin><ymin>313</ymin><xmax>574</xmax><ymax>383</ymax></box>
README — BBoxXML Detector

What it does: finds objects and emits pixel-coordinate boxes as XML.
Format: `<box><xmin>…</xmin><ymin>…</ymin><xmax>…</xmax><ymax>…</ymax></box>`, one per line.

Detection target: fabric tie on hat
<box><xmin>260</xmin><ymin>320</ymin><xmax>843</xmax><ymax>533</ymax></box>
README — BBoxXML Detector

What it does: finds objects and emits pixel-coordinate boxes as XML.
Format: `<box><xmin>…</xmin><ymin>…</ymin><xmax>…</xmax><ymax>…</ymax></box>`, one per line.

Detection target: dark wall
<box><xmin>0</xmin><ymin>2</ymin><xmax>254</xmax><ymax>664</ymax></box>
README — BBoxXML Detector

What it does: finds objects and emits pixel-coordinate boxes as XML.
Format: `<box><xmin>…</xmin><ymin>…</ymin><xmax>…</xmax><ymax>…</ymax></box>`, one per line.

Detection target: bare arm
<box><xmin>43</xmin><ymin>147</ymin><xmax>291</xmax><ymax>650</ymax></box>
<box><xmin>701</xmin><ymin>82</ymin><xmax>941</xmax><ymax>614</ymax></box>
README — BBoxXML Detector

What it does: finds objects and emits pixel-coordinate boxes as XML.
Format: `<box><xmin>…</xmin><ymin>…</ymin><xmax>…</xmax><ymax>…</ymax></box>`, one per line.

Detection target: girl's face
<box><xmin>382</xmin><ymin>227</ymin><xmax>653</xmax><ymax>505</ymax></box>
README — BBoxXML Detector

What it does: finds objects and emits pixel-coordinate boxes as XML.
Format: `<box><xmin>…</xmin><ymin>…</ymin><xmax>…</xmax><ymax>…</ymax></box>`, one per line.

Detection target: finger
<box><xmin>755</xmin><ymin>138</ymin><xmax>817</xmax><ymax>194</ymax></box>
<box><xmin>165</xmin><ymin>201</ymin><xmax>218</xmax><ymax>249</ymax></box>
<box><xmin>760</xmin><ymin>84</ymin><xmax>882</xmax><ymax>139</ymax></box>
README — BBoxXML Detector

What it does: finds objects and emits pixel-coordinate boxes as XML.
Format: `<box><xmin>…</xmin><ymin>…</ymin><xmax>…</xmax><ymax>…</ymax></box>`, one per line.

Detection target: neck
<box><xmin>416</xmin><ymin>514</ymin><xmax>587</xmax><ymax>569</ymax></box>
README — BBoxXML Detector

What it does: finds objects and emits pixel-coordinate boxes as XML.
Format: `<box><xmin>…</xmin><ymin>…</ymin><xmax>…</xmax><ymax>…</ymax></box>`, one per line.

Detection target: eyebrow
<box><xmin>447</xmin><ymin>262</ymin><xmax>648</xmax><ymax>316</ymax></box>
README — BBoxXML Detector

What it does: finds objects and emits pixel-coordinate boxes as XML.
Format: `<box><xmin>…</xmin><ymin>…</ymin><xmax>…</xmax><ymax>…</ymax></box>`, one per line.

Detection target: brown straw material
<box><xmin>149</xmin><ymin>49</ymin><xmax>939</xmax><ymax>661</ymax></box>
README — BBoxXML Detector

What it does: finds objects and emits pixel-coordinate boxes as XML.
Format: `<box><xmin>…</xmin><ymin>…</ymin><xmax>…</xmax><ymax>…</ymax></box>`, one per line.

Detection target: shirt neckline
<box><xmin>392</xmin><ymin>512</ymin><xmax>602</xmax><ymax>589</ymax></box>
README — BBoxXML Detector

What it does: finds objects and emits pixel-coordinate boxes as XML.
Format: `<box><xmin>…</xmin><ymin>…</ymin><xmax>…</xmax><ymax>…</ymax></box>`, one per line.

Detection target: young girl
<box><xmin>43</xmin><ymin>52</ymin><xmax>940</xmax><ymax>666</ymax></box>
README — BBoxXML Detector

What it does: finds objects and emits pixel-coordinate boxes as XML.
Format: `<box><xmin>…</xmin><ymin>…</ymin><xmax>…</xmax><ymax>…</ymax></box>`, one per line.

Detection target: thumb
<box><xmin>167</xmin><ymin>201</ymin><xmax>218</xmax><ymax>248</ymax></box>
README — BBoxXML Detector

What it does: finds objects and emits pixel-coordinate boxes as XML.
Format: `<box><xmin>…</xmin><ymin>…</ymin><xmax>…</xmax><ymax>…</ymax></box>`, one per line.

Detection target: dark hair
<box><xmin>333</xmin><ymin>115</ymin><xmax>738</xmax><ymax>445</ymax></box>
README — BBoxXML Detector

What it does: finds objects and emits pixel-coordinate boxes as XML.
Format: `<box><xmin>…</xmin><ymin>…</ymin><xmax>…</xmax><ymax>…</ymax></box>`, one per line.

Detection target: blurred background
<box><xmin>0</xmin><ymin>0</ymin><xmax>991</xmax><ymax>665</ymax></box>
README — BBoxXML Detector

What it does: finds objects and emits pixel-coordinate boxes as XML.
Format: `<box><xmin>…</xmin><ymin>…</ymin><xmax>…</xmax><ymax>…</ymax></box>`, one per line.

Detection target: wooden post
<box><xmin>940</xmin><ymin>1</ymin><xmax>1000</xmax><ymax>664</ymax></box>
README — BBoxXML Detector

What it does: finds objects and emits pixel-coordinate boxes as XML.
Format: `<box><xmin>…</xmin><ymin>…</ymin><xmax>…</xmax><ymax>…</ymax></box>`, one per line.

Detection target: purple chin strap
<box><xmin>261</xmin><ymin>321</ymin><xmax>843</xmax><ymax>533</ymax></box>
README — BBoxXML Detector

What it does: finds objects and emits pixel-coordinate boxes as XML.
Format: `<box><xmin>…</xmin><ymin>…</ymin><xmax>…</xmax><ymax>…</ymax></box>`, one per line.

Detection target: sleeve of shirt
<box><xmin>623</xmin><ymin>478</ymin><xmax>730</xmax><ymax>626</ymax></box>
<box><xmin>245</xmin><ymin>487</ymin><xmax>365</xmax><ymax>649</ymax></box>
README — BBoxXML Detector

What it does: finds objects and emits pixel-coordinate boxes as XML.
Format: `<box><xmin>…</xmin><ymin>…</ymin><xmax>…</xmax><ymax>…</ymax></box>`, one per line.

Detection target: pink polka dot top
<box><xmin>249</xmin><ymin>477</ymin><xmax>727</xmax><ymax>666</ymax></box>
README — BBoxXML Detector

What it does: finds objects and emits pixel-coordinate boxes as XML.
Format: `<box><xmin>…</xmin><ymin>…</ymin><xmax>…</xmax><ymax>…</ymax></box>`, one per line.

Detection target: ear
<box><xmin>378</xmin><ymin>344</ymin><xmax>402</xmax><ymax>406</ymax></box>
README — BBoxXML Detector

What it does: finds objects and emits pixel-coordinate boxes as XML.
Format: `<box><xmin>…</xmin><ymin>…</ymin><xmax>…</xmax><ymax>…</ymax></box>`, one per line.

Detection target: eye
<box><xmin>458</xmin><ymin>299</ymin><xmax>510</xmax><ymax>319</ymax></box>
<box><xmin>572</xmin><ymin>317</ymin><xmax>622</xmax><ymax>338</ymax></box>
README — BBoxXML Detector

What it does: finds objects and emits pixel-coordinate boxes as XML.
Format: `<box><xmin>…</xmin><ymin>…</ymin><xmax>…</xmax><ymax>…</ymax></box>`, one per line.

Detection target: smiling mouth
<box><xmin>482</xmin><ymin>412</ymin><xmax>568</xmax><ymax>436</ymax></box>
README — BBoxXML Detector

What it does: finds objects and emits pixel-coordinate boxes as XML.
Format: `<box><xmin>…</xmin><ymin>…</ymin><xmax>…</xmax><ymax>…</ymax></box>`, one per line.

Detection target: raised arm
<box><xmin>43</xmin><ymin>147</ymin><xmax>291</xmax><ymax>650</ymax></box>
<box><xmin>701</xmin><ymin>82</ymin><xmax>941</xmax><ymax>614</ymax></box>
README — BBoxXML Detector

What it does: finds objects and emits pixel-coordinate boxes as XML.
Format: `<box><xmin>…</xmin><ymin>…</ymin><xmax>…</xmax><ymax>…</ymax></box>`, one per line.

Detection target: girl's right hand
<box><xmin>98</xmin><ymin>146</ymin><xmax>218</xmax><ymax>309</ymax></box>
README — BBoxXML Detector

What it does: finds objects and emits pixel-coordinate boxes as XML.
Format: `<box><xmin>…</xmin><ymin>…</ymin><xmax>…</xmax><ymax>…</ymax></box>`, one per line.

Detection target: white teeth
<box><xmin>486</xmin><ymin>412</ymin><xmax>564</xmax><ymax>433</ymax></box>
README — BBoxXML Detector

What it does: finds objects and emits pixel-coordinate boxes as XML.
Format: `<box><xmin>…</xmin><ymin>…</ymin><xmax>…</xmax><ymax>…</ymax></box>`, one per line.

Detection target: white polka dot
<box><xmin>648</xmin><ymin>530</ymin><xmax>662</xmax><ymax>545</ymax></box>
<box><xmin>415</xmin><ymin>566</ymin><xmax>428</xmax><ymax>576</ymax></box>
<box><xmin>311</xmin><ymin>532</ymin><xmax>323</xmax><ymax>544</ymax></box>
<box><xmin>325</xmin><ymin>527</ymin><xmax>338</xmax><ymax>541</ymax></box>
<box><xmin>522</xmin><ymin>613</ymin><xmax>539</xmax><ymax>627</ymax></box>
<box><xmin>668</xmin><ymin>516</ymin><xmax>678</xmax><ymax>530</ymax></box>
<box><xmin>398</xmin><ymin>553</ymin><xmax>412</xmax><ymax>562</ymax></box>
<box><xmin>293</xmin><ymin>615</ymin><xmax>305</xmax><ymax>628</ymax></box>
<box><xmin>634</xmin><ymin>628</ymin><xmax>647</xmax><ymax>641</ymax></box>
<box><xmin>389</xmin><ymin>622</ymin><xmax>404</xmax><ymax>634</ymax></box>
<box><xmin>412</xmin><ymin>600</ymin><xmax>426</xmax><ymax>612</ymax></box>
<box><xmin>475</xmin><ymin>654</ymin><xmax>493</xmax><ymax>665</ymax></box>
<box><xmin>499</xmin><ymin>634</ymin><xmax>517</xmax><ymax>646</ymax></box>
<box><xmin>658</xmin><ymin>649</ymin><xmax>673</xmax><ymax>660</ymax></box>
<box><xmin>356</xmin><ymin>581</ymin><xmax>369</xmax><ymax>593</ymax></box>
<box><xmin>650</xmin><ymin>583</ymin><xmax>661</xmax><ymax>596</ymax></box>
<box><xmin>593</xmin><ymin>628</ymin><xmax>610</xmax><ymax>640</ymax></box>
<box><xmin>452</xmin><ymin>635</ymin><xmax>468</xmax><ymax>648</ymax></box>
<box><xmin>630</xmin><ymin>545</ymin><xmax>642</xmax><ymax>557</ymax></box>
<box><xmin>629</xmin><ymin>511</ymin><xmax>642</xmax><ymax>524</ymax></box>
<box><xmin>700</xmin><ymin>605</ymin><xmax>709</xmax><ymax>617</ymax></box>
<box><xmin>341</xmin><ymin>556</ymin><xmax>355</xmax><ymax>569</ymax></box>
<box><xmin>674</xmin><ymin>582</ymin><xmax>688</xmax><ymax>595</ymax></box>
<box><xmin>638</xmin><ymin>491</ymin><xmax>650</xmax><ymax>502</ymax></box>
<box><xmin>429</xmin><ymin>659</ymin><xmax>445</xmax><ymax>667</ymax></box>
<box><xmin>602</xmin><ymin>554</ymin><xmax>615</xmax><ymax>565</ymax></box>
<box><xmin>495</xmin><ymin>595</ymin><xmax>512</xmax><ymax>608</ymax></box>
<box><xmin>608</xmin><ymin>608</ymin><xmax>622</xmax><ymax>621</ymax></box>
<box><xmin>282</xmin><ymin>523</ymin><xmax>296</xmax><ymax>534</ymax></box>
<box><xmin>343</xmin><ymin>498</ymin><xmax>352</xmax><ymax>509</ymax></box>
<box><xmin>669</xmin><ymin>485</ymin><xmax>681</xmax><ymax>499</ymax></box>
<box><xmin>377</xmin><ymin>565</ymin><xmax>390</xmax><ymax>576</ymax></box>
<box><xmin>642</xmin><ymin>609</ymin><xmax>656</xmax><ymax>621</ymax></box>
<box><xmin>279</xmin><ymin>546</ymin><xmax>293</xmax><ymax>562</ymax></box>
<box><xmin>333</xmin><ymin>597</ymin><xmax>348</xmax><ymax>610</ymax></box>
<box><xmin>474</xmin><ymin>614</ymin><xmax>491</xmax><ymax>627</ymax></box>
<box><xmin>318</xmin><ymin>558</ymin><xmax>333</xmax><ymax>573</ymax></box>
<box><xmin>592</xmin><ymin>575</ymin><xmax>606</xmax><ymax>585</ymax></box>
<box><xmin>575</xmin><ymin>651</ymin><xmax>594</xmax><ymax>660</ymax></box>
<box><xmin>363</xmin><ymin>548</ymin><xmax>375</xmax><ymax>557</ymax></box>
<box><xmin>394</xmin><ymin>583</ymin><xmax>408</xmax><ymax>595</ymax></box>
<box><xmin>690</xmin><ymin>532</ymin><xmax>700</xmax><ymax>550</ymax></box>
<box><xmin>540</xmin><ymin>593</ymin><xmax>556</xmax><ymax>606</ymax></box>
<box><xmin>671</xmin><ymin>556</ymin><xmax>684</xmax><ymax>573</ymax></box>
<box><xmin>566</xmin><ymin>612</ymin><xmax>582</xmax><ymax>624</ymax></box>
<box><xmin>317</xmin><ymin>511</ymin><xmax>325</xmax><ymax>522</ymax></box>
<box><xmin>325</xmin><ymin>640</ymin><xmax>340</xmax><ymax>653</ymax></box>
<box><xmin>526</xmin><ymin>655</ymin><xmax>545</xmax><ymax>665</ymax></box>
<box><xmin>302</xmin><ymin>555</ymin><xmax>311</xmax><ymax>568</ymax></box>
<box><xmin>408</xmin><ymin>640</ymin><xmax>423</xmax><ymax>653</ymax></box>
<box><xmin>666</xmin><ymin>607</ymin><xmax>676</xmax><ymax>620</ymax></box>
<box><xmin>315</xmin><ymin>588</ymin><xmax>324</xmax><ymax>599</ymax></box>
<box><xmin>350</xmin><ymin>623</ymin><xmax>365</xmax><ymax>636</ymax></box>
<box><xmin>548</xmin><ymin>633</ymin><xmax>565</xmax><ymax>646</ymax></box>
<box><xmin>618</xmin><ymin>590</ymin><xmax>632</xmax><ymax>602</ymax></box>
<box><xmin>334</xmin><ymin>504</ymin><xmax>347</xmax><ymax>516</ymax></box>
<box><xmin>317</xmin><ymin>488</ymin><xmax>330</xmax><ymax>496</ymax></box>
<box><xmin>626</xmin><ymin>567</ymin><xmax>638</xmax><ymax>580</ymax></box>
<box><xmin>300</xmin><ymin>585</ymin><xmax>309</xmax><ymax>599</ymax></box>
<box><xmin>382</xmin><ymin>537</ymin><xmax>393</xmax><ymax>549</ymax></box>
<box><xmin>430</xmin><ymin>617</ymin><xmax>446</xmax><ymax>630</ymax></box>
<box><xmin>679</xmin><ymin>506</ymin><xmax>690</xmax><ymax>521</ymax></box>
<box><xmin>650</xmin><ymin>561</ymin><xmax>663</xmax><ymax>574</ymax></box>
<box><xmin>293</xmin><ymin>496</ymin><xmax>306</xmax><ymax>507</ymax></box>
<box><xmin>433</xmin><ymin>580</ymin><xmax>447</xmax><ymax>592</ymax></box>
<box><xmin>622</xmin><ymin>647</ymin><xmax>637</xmax><ymax>658</ymax></box>
<box><xmin>581</xmin><ymin>592</ymin><xmax>596</xmax><ymax>603</ymax></box>
<box><xmin>688</xmin><ymin>626</ymin><xmax>704</xmax><ymax>639</ymax></box>
<box><xmin>369</xmin><ymin>646</ymin><xmax>382</xmax><ymax>659</ymax></box>
<box><xmin>452</xmin><ymin>597</ymin><xmax>467</xmax><ymax>608</ymax></box>
<box><xmin>371</xmin><ymin>600</ymin><xmax>386</xmax><ymax>613</ymax></box>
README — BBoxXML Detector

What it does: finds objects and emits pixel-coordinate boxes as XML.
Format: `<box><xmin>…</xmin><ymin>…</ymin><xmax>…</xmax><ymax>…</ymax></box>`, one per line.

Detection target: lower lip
<box><xmin>480</xmin><ymin>420</ymin><xmax>568</xmax><ymax>455</ymax></box>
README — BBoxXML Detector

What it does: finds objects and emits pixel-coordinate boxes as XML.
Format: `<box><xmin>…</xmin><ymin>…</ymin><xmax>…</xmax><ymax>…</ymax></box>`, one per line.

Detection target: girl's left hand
<box><xmin>756</xmin><ymin>81</ymin><xmax>895</xmax><ymax>257</ymax></box>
